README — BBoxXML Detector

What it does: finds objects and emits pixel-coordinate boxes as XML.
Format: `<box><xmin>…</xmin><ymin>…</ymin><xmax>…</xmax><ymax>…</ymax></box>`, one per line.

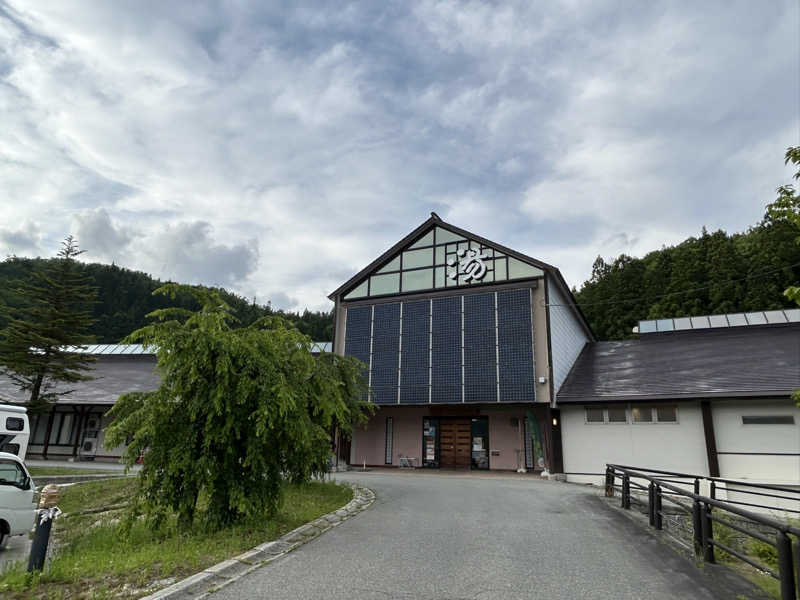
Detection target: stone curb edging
<box><xmin>140</xmin><ymin>484</ymin><xmax>375</xmax><ymax>600</ymax></box>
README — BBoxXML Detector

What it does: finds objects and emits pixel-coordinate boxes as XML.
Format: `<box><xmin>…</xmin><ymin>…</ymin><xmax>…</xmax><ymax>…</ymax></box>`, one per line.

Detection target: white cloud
<box><xmin>0</xmin><ymin>0</ymin><xmax>797</xmax><ymax>312</ymax></box>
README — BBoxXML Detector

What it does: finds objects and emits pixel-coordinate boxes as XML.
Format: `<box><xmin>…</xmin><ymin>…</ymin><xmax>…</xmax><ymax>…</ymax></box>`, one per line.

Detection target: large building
<box><xmin>331</xmin><ymin>214</ymin><xmax>800</xmax><ymax>487</ymax></box>
<box><xmin>329</xmin><ymin>213</ymin><xmax>592</xmax><ymax>472</ymax></box>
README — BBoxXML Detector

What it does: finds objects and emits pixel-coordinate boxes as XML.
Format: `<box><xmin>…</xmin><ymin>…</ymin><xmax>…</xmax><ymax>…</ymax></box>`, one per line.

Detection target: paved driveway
<box><xmin>214</xmin><ymin>471</ymin><xmax>731</xmax><ymax>600</ymax></box>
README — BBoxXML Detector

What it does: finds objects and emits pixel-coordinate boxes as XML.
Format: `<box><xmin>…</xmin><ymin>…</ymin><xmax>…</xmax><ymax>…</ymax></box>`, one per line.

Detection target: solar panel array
<box><xmin>344</xmin><ymin>289</ymin><xmax>536</xmax><ymax>405</ymax></box>
<box><xmin>497</xmin><ymin>289</ymin><xmax>535</xmax><ymax>402</ymax></box>
<box><xmin>638</xmin><ymin>309</ymin><xmax>800</xmax><ymax>334</ymax></box>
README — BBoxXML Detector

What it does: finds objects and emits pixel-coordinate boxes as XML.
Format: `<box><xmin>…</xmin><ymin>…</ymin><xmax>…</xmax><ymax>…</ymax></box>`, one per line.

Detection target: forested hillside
<box><xmin>574</xmin><ymin>210</ymin><xmax>800</xmax><ymax>340</ymax></box>
<box><xmin>0</xmin><ymin>258</ymin><xmax>333</xmax><ymax>343</ymax></box>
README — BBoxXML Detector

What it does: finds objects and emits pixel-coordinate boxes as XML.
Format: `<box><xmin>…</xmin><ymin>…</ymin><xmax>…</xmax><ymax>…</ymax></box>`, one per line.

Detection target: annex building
<box><xmin>330</xmin><ymin>214</ymin><xmax>800</xmax><ymax>486</ymax></box>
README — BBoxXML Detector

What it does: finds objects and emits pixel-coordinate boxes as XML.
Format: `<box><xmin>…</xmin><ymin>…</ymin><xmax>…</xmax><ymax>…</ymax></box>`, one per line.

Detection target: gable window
<box><xmin>341</xmin><ymin>225</ymin><xmax>544</xmax><ymax>299</ymax></box>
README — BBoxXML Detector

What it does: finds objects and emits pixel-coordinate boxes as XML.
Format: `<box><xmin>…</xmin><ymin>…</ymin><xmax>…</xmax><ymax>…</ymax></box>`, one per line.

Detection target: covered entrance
<box><xmin>425</xmin><ymin>417</ymin><xmax>490</xmax><ymax>470</ymax></box>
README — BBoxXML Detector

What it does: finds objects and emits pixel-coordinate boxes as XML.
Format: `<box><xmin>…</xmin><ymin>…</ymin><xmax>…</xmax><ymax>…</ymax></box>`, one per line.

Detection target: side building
<box><xmin>557</xmin><ymin>311</ymin><xmax>800</xmax><ymax>487</ymax></box>
<box><xmin>329</xmin><ymin>213</ymin><xmax>592</xmax><ymax>472</ymax></box>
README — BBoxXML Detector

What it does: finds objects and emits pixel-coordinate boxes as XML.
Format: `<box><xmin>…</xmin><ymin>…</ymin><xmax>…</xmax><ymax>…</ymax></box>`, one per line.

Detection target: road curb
<box><xmin>140</xmin><ymin>483</ymin><xmax>375</xmax><ymax>600</ymax></box>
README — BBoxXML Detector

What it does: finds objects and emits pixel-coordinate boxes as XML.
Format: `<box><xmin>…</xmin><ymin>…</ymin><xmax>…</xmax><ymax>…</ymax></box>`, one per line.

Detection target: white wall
<box><xmin>712</xmin><ymin>399</ymin><xmax>800</xmax><ymax>485</ymax></box>
<box><xmin>561</xmin><ymin>402</ymin><xmax>709</xmax><ymax>484</ymax></box>
<box><xmin>547</xmin><ymin>279</ymin><xmax>589</xmax><ymax>399</ymax></box>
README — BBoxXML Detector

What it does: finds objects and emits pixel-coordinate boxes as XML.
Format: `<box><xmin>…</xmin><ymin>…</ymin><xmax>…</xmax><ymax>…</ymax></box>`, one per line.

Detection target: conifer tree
<box><xmin>0</xmin><ymin>236</ymin><xmax>98</xmax><ymax>411</ymax></box>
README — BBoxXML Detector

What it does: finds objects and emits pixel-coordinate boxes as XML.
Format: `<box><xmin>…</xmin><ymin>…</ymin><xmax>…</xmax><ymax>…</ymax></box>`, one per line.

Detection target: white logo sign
<box><xmin>447</xmin><ymin>248</ymin><xmax>488</xmax><ymax>282</ymax></box>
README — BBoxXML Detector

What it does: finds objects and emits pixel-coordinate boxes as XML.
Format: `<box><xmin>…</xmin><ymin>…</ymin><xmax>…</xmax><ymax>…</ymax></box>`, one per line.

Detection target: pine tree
<box><xmin>0</xmin><ymin>236</ymin><xmax>98</xmax><ymax>412</ymax></box>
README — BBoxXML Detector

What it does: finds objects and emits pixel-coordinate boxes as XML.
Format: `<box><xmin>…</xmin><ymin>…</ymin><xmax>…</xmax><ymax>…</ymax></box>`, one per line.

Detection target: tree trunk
<box><xmin>28</xmin><ymin>371</ymin><xmax>45</xmax><ymax>408</ymax></box>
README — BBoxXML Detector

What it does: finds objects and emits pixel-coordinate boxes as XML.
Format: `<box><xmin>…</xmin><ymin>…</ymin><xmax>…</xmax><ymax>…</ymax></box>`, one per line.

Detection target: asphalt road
<box><xmin>213</xmin><ymin>471</ymin><xmax>734</xmax><ymax>600</ymax></box>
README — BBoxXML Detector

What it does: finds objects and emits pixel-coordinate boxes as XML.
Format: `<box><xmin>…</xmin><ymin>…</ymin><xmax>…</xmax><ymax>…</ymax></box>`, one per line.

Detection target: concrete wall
<box><xmin>531</xmin><ymin>283</ymin><xmax>551</xmax><ymax>404</ymax></box>
<box><xmin>561</xmin><ymin>402</ymin><xmax>709</xmax><ymax>484</ymax></box>
<box><xmin>350</xmin><ymin>405</ymin><xmax>532</xmax><ymax>470</ymax></box>
<box><xmin>547</xmin><ymin>278</ymin><xmax>589</xmax><ymax>399</ymax></box>
<box><xmin>712</xmin><ymin>399</ymin><xmax>800</xmax><ymax>485</ymax></box>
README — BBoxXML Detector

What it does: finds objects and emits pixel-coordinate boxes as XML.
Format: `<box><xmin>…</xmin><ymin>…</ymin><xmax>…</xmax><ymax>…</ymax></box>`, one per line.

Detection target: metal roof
<box><xmin>66</xmin><ymin>344</ymin><xmax>153</xmax><ymax>355</ymax></box>
<box><xmin>557</xmin><ymin>322</ymin><xmax>800</xmax><ymax>403</ymax></box>
<box><xmin>638</xmin><ymin>309</ymin><xmax>800</xmax><ymax>334</ymax></box>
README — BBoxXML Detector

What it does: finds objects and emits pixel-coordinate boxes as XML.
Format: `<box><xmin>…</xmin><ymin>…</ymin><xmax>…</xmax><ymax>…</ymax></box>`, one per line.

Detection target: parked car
<box><xmin>0</xmin><ymin>451</ymin><xmax>36</xmax><ymax>549</ymax></box>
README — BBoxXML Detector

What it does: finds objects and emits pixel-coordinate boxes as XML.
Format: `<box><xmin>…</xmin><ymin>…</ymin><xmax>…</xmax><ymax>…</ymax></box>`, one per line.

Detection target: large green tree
<box><xmin>0</xmin><ymin>236</ymin><xmax>98</xmax><ymax>411</ymax></box>
<box><xmin>766</xmin><ymin>146</ymin><xmax>800</xmax><ymax>406</ymax></box>
<box><xmin>106</xmin><ymin>284</ymin><xmax>371</xmax><ymax>531</ymax></box>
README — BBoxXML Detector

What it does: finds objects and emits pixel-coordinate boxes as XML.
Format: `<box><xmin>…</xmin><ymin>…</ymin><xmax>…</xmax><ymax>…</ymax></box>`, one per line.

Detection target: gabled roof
<box><xmin>328</xmin><ymin>214</ymin><xmax>592</xmax><ymax>337</ymax></box>
<box><xmin>556</xmin><ymin>322</ymin><xmax>800</xmax><ymax>403</ymax></box>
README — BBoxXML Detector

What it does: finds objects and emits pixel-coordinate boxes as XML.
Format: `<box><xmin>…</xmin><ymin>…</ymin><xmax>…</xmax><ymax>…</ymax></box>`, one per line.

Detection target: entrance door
<box><xmin>439</xmin><ymin>419</ymin><xmax>471</xmax><ymax>469</ymax></box>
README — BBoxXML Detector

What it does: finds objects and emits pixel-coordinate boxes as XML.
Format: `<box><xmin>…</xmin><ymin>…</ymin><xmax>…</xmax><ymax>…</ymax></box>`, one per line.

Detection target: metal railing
<box><xmin>606</xmin><ymin>464</ymin><xmax>800</xmax><ymax>600</ymax></box>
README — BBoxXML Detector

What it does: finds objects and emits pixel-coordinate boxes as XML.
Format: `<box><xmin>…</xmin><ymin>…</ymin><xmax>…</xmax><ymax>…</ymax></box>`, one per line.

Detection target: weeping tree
<box><xmin>106</xmin><ymin>284</ymin><xmax>371</xmax><ymax>531</ymax></box>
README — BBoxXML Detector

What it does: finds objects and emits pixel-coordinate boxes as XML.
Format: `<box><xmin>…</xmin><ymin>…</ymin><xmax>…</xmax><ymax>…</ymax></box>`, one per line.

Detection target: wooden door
<box><xmin>439</xmin><ymin>419</ymin><xmax>472</xmax><ymax>469</ymax></box>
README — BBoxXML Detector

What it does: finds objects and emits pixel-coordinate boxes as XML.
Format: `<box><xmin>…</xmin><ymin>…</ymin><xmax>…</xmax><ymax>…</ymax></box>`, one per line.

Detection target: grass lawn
<box><xmin>0</xmin><ymin>477</ymin><xmax>353</xmax><ymax>599</ymax></box>
<box><xmin>27</xmin><ymin>466</ymin><xmax>121</xmax><ymax>477</ymax></box>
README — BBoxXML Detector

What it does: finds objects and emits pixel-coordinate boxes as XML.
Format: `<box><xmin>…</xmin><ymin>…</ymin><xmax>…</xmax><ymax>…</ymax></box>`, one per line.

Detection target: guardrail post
<box><xmin>710</xmin><ymin>481</ymin><xmax>716</xmax><ymax>500</ymax></box>
<box><xmin>776</xmin><ymin>532</ymin><xmax>796</xmax><ymax>600</ymax></box>
<box><xmin>648</xmin><ymin>482</ymin><xmax>655</xmax><ymax>526</ymax></box>
<box><xmin>701</xmin><ymin>502</ymin><xmax>715</xmax><ymax>563</ymax></box>
<box><xmin>621</xmin><ymin>473</ymin><xmax>630</xmax><ymax>509</ymax></box>
<box><xmin>692</xmin><ymin>500</ymin><xmax>702</xmax><ymax>556</ymax></box>
<box><xmin>654</xmin><ymin>485</ymin><xmax>663</xmax><ymax>530</ymax></box>
<box><xmin>605</xmin><ymin>467</ymin><xmax>614</xmax><ymax>497</ymax></box>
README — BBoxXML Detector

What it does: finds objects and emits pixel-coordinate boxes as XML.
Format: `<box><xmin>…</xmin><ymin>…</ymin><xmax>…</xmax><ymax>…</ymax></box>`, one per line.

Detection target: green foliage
<box><xmin>0</xmin><ymin>236</ymin><xmax>98</xmax><ymax>411</ymax></box>
<box><xmin>0</xmin><ymin>477</ymin><xmax>352</xmax><ymax>599</ymax></box>
<box><xmin>0</xmin><ymin>258</ymin><xmax>335</xmax><ymax>344</ymax></box>
<box><xmin>105</xmin><ymin>284</ymin><xmax>371</xmax><ymax>531</ymax></box>
<box><xmin>575</xmin><ymin>150</ymin><xmax>800</xmax><ymax>341</ymax></box>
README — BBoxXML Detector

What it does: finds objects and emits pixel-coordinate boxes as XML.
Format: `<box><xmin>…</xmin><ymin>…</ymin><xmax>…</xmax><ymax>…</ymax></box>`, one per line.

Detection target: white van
<box><xmin>0</xmin><ymin>404</ymin><xmax>29</xmax><ymax>459</ymax></box>
<box><xmin>0</xmin><ymin>452</ymin><xmax>36</xmax><ymax>548</ymax></box>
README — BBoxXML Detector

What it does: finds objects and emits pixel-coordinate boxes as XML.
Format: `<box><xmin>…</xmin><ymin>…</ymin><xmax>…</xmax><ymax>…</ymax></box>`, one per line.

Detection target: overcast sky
<box><xmin>1</xmin><ymin>2</ymin><xmax>798</xmax><ymax>311</ymax></box>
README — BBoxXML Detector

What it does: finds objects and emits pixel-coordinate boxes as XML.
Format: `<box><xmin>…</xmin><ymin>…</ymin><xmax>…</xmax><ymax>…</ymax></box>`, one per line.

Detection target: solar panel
<box><xmin>726</xmin><ymin>313</ymin><xmax>747</xmax><ymax>326</ymax></box>
<box><xmin>764</xmin><ymin>310</ymin><xmax>788</xmax><ymax>324</ymax></box>
<box><xmin>655</xmin><ymin>319</ymin><xmax>674</xmax><ymax>332</ymax></box>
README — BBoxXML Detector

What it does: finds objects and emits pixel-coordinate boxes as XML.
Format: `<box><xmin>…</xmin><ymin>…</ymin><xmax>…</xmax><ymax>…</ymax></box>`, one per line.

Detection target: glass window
<box><xmin>32</xmin><ymin>416</ymin><xmax>47</xmax><ymax>445</ymax></box>
<box><xmin>5</xmin><ymin>417</ymin><xmax>24</xmax><ymax>432</ymax></box>
<box><xmin>376</xmin><ymin>256</ymin><xmax>401</xmax><ymax>274</ymax></box>
<box><xmin>402</xmin><ymin>269</ymin><xmax>433</xmax><ymax>292</ymax></box>
<box><xmin>434</xmin><ymin>267</ymin><xmax>445</xmax><ymax>288</ymax></box>
<box><xmin>370</xmin><ymin>273</ymin><xmax>400</xmax><ymax>295</ymax></box>
<box><xmin>726</xmin><ymin>313</ymin><xmax>747</xmax><ymax>326</ymax></box>
<box><xmin>434</xmin><ymin>246</ymin><xmax>445</xmax><ymax>265</ymax></box>
<box><xmin>344</xmin><ymin>280</ymin><xmax>368</xmax><ymax>300</ymax></box>
<box><xmin>402</xmin><ymin>248</ymin><xmax>433</xmax><ymax>269</ymax></box>
<box><xmin>745</xmin><ymin>312</ymin><xmax>767</xmax><ymax>325</ymax></box>
<box><xmin>742</xmin><ymin>415</ymin><xmax>795</xmax><ymax>425</ymax></box>
<box><xmin>708</xmin><ymin>315</ymin><xmax>728</xmax><ymax>328</ymax></box>
<box><xmin>49</xmin><ymin>414</ymin><xmax>62</xmax><ymax>444</ymax></box>
<box><xmin>508</xmin><ymin>257</ymin><xmax>543</xmax><ymax>280</ymax></box>
<box><xmin>656</xmin><ymin>406</ymin><xmax>677</xmax><ymax>422</ymax></box>
<box><xmin>494</xmin><ymin>258</ymin><xmax>507</xmax><ymax>281</ymax></box>
<box><xmin>673</xmin><ymin>317</ymin><xmax>691</xmax><ymax>330</ymax></box>
<box><xmin>435</xmin><ymin>227</ymin><xmax>465</xmax><ymax>244</ymax></box>
<box><xmin>0</xmin><ymin>459</ymin><xmax>26</xmax><ymax>487</ymax></box>
<box><xmin>385</xmin><ymin>418</ymin><xmax>393</xmax><ymax>464</ymax></box>
<box><xmin>607</xmin><ymin>407</ymin><xmax>627</xmax><ymax>423</ymax></box>
<box><xmin>690</xmin><ymin>316</ymin><xmax>710</xmax><ymax>329</ymax></box>
<box><xmin>632</xmin><ymin>407</ymin><xmax>652</xmax><ymax>422</ymax></box>
<box><xmin>638</xmin><ymin>320</ymin><xmax>657</xmax><ymax>333</ymax></box>
<box><xmin>58</xmin><ymin>413</ymin><xmax>73</xmax><ymax>445</ymax></box>
<box><xmin>585</xmin><ymin>407</ymin><xmax>604</xmax><ymax>423</ymax></box>
<box><xmin>409</xmin><ymin>230</ymin><xmax>434</xmax><ymax>248</ymax></box>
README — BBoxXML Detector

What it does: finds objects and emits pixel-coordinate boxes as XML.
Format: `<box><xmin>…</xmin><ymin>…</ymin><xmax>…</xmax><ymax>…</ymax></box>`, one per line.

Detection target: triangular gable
<box><xmin>332</xmin><ymin>214</ymin><xmax>545</xmax><ymax>301</ymax></box>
